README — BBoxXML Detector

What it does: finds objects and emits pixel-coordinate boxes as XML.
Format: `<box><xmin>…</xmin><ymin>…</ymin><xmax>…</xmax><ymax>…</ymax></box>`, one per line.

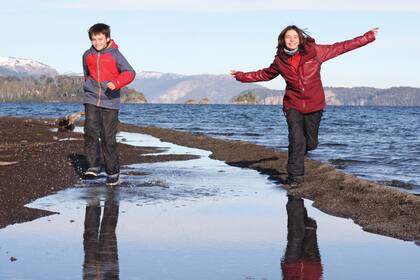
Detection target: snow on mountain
<box><xmin>136</xmin><ymin>70</ymin><xmax>184</xmax><ymax>80</ymax></box>
<box><xmin>0</xmin><ymin>56</ymin><xmax>58</xmax><ymax>77</ymax></box>
<box><xmin>61</xmin><ymin>72</ymin><xmax>84</xmax><ymax>77</ymax></box>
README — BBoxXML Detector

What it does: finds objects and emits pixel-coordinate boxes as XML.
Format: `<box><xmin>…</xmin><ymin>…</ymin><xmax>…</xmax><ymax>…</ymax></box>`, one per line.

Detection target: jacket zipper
<box><xmin>96</xmin><ymin>52</ymin><xmax>101</xmax><ymax>107</ymax></box>
<box><xmin>299</xmin><ymin>60</ymin><xmax>306</xmax><ymax>110</ymax></box>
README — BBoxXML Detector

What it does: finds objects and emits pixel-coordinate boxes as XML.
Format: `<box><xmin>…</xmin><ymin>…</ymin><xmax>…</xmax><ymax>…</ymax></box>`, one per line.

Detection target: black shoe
<box><xmin>305</xmin><ymin>217</ymin><xmax>317</xmax><ymax>230</ymax></box>
<box><xmin>285</xmin><ymin>175</ymin><xmax>304</xmax><ymax>188</ymax></box>
<box><xmin>106</xmin><ymin>173</ymin><xmax>120</xmax><ymax>186</ymax></box>
<box><xmin>84</xmin><ymin>167</ymin><xmax>101</xmax><ymax>178</ymax></box>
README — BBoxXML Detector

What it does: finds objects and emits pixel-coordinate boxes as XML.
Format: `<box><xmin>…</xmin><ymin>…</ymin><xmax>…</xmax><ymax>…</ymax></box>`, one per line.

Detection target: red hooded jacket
<box><xmin>234</xmin><ymin>31</ymin><xmax>376</xmax><ymax>113</ymax></box>
<box><xmin>281</xmin><ymin>260</ymin><xmax>323</xmax><ymax>280</ymax></box>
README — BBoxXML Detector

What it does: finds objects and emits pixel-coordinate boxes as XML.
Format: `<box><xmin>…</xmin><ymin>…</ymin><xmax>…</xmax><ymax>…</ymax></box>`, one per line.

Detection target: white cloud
<box><xmin>60</xmin><ymin>0</ymin><xmax>420</xmax><ymax>12</ymax></box>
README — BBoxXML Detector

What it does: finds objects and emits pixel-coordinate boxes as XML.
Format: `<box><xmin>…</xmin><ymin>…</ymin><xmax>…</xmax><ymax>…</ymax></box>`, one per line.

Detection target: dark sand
<box><xmin>0</xmin><ymin>117</ymin><xmax>196</xmax><ymax>228</ymax></box>
<box><xmin>1</xmin><ymin>117</ymin><xmax>420</xmax><ymax>241</ymax></box>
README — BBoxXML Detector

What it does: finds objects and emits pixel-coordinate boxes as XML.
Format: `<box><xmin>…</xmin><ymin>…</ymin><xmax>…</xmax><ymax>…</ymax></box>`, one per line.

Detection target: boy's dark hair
<box><xmin>88</xmin><ymin>23</ymin><xmax>111</xmax><ymax>40</ymax></box>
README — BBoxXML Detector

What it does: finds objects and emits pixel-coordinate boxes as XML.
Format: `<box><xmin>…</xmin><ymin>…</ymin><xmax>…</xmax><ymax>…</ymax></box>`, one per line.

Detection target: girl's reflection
<box><xmin>83</xmin><ymin>189</ymin><xmax>120</xmax><ymax>280</ymax></box>
<box><xmin>281</xmin><ymin>195</ymin><xmax>323</xmax><ymax>280</ymax></box>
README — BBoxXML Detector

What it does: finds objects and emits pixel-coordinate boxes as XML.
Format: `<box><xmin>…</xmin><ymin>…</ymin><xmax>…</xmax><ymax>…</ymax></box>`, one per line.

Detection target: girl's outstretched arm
<box><xmin>316</xmin><ymin>28</ymin><xmax>379</xmax><ymax>63</ymax></box>
<box><xmin>230</xmin><ymin>55</ymin><xmax>280</xmax><ymax>83</ymax></box>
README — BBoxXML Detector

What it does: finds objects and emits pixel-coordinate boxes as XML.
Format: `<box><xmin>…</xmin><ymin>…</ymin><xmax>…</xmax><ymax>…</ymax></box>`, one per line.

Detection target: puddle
<box><xmin>1</xmin><ymin>132</ymin><xmax>420</xmax><ymax>279</ymax></box>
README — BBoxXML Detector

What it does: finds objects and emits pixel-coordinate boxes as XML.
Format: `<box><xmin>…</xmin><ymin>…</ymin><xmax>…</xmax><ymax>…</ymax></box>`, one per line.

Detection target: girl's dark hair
<box><xmin>88</xmin><ymin>23</ymin><xmax>111</xmax><ymax>40</ymax></box>
<box><xmin>277</xmin><ymin>25</ymin><xmax>309</xmax><ymax>60</ymax></box>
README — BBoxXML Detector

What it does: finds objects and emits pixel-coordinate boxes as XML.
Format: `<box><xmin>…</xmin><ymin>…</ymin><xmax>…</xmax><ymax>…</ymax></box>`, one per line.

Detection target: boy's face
<box><xmin>91</xmin><ymin>33</ymin><xmax>110</xmax><ymax>51</ymax></box>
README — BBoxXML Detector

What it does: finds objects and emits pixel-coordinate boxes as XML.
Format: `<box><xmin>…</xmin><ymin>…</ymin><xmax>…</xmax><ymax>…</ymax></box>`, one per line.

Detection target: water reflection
<box><xmin>281</xmin><ymin>195</ymin><xmax>323</xmax><ymax>280</ymax></box>
<box><xmin>83</xmin><ymin>189</ymin><xmax>120</xmax><ymax>280</ymax></box>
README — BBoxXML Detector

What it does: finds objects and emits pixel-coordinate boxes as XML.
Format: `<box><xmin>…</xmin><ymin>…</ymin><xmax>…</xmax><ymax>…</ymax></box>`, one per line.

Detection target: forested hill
<box><xmin>0</xmin><ymin>75</ymin><xmax>147</xmax><ymax>103</ymax></box>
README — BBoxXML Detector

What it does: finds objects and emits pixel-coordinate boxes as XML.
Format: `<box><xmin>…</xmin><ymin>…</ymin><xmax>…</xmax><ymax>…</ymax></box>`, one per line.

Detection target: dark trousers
<box><xmin>284</xmin><ymin>196</ymin><xmax>321</xmax><ymax>262</ymax></box>
<box><xmin>285</xmin><ymin>109</ymin><xmax>322</xmax><ymax>177</ymax></box>
<box><xmin>84</xmin><ymin>104</ymin><xmax>119</xmax><ymax>175</ymax></box>
<box><xmin>83</xmin><ymin>191</ymin><xmax>120</xmax><ymax>279</ymax></box>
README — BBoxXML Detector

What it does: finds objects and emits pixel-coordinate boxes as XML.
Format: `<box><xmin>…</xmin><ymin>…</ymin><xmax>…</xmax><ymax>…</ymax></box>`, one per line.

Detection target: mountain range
<box><xmin>131</xmin><ymin>71</ymin><xmax>263</xmax><ymax>103</ymax></box>
<box><xmin>1</xmin><ymin>56</ymin><xmax>420</xmax><ymax>106</ymax></box>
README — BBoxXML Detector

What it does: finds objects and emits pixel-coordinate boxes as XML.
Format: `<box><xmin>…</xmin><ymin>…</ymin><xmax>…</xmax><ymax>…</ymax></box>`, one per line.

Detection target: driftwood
<box><xmin>58</xmin><ymin>112</ymin><xmax>84</xmax><ymax>131</ymax></box>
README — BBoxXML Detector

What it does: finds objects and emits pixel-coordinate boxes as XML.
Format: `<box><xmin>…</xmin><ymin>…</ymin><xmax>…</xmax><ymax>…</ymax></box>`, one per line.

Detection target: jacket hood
<box><xmin>306</xmin><ymin>37</ymin><xmax>315</xmax><ymax>43</ymax></box>
<box><xmin>302</xmin><ymin>38</ymin><xmax>317</xmax><ymax>61</ymax></box>
<box><xmin>108</xmin><ymin>39</ymin><xmax>119</xmax><ymax>49</ymax></box>
<box><xmin>90</xmin><ymin>39</ymin><xmax>119</xmax><ymax>53</ymax></box>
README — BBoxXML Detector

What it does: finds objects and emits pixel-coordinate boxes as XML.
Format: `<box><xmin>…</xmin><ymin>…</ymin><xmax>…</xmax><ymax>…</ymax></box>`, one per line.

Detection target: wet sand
<box><xmin>1</xmin><ymin>117</ymin><xmax>420</xmax><ymax>241</ymax></box>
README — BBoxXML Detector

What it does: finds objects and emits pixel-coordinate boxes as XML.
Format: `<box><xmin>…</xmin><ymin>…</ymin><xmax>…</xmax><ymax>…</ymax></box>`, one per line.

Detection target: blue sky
<box><xmin>2</xmin><ymin>0</ymin><xmax>420</xmax><ymax>88</ymax></box>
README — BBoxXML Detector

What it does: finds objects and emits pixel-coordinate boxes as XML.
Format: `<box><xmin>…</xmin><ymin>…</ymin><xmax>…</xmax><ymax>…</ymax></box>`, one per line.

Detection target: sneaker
<box><xmin>106</xmin><ymin>173</ymin><xmax>120</xmax><ymax>186</ymax></box>
<box><xmin>84</xmin><ymin>167</ymin><xmax>101</xmax><ymax>178</ymax></box>
<box><xmin>285</xmin><ymin>175</ymin><xmax>304</xmax><ymax>188</ymax></box>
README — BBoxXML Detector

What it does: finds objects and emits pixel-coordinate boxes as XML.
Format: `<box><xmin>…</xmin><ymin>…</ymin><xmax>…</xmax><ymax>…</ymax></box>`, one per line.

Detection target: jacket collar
<box><xmin>301</xmin><ymin>38</ymin><xmax>317</xmax><ymax>63</ymax></box>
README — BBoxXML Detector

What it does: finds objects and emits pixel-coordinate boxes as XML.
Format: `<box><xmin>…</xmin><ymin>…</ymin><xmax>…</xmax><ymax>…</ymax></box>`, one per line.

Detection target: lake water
<box><xmin>1</xmin><ymin>102</ymin><xmax>419</xmax><ymax>190</ymax></box>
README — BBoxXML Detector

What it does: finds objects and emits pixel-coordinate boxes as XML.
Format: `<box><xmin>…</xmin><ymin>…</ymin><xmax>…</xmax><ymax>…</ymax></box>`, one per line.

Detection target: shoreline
<box><xmin>119</xmin><ymin>123</ymin><xmax>420</xmax><ymax>241</ymax></box>
<box><xmin>1</xmin><ymin>116</ymin><xmax>420</xmax><ymax>241</ymax></box>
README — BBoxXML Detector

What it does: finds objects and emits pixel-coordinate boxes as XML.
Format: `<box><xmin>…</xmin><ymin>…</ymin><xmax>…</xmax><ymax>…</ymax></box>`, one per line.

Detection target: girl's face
<box><xmin>284</xmin><ymin>30</ymin><xmax>300</xmax><ymax>50</ymax></box>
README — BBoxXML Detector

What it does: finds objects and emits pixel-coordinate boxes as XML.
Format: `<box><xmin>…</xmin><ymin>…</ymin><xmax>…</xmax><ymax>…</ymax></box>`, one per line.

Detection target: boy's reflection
<box><xmin>83</xmin><ymin>189</ymin><xmax>120</xmax><ymax>280</ymax></box>
<box><xmin>281</xmin><ymin>195</ymin><xmax>323</xmax><ymax>280</ymax></box>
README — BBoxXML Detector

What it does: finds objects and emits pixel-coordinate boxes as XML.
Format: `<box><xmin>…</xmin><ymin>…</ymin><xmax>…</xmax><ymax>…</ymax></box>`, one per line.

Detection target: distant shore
<box><xmin>1</xmin><ymin>116</ymin><xmax>420</xmax><ymax>241</ymax></box>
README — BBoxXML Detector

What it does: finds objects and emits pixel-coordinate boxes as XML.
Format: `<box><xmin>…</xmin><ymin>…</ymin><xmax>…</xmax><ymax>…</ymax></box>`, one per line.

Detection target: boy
<box><xmin>83</xmin><ymin>23</ymin><xmax>136</xmax><ymax>186</ymax></box>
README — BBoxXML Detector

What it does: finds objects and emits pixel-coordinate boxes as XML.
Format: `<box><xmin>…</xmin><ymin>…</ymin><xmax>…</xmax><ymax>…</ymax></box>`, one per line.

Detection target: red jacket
<box><xmin>281</xmin><ymin>260</ymin><xmax>323</xmax><ymax>280</ymax></box>
<box><xmin>234</xmin><ymin>31</ymin><xmax>376</xmax><ymax>113</ymax></box>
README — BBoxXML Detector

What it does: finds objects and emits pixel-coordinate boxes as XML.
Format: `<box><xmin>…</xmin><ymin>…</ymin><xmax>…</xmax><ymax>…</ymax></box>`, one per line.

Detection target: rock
<box><xmin>10</xmin><ymin>256</ymin><xmax>17</xmax><ymax>262</ymax></box>
<box><xmin>0</xmin><ymin>161</ymin><xmax>18</xmax><ymax>166</ymax></box>
<box><xmin>378</xmin><ymin>180</ymin><xmax>416</xmax><ymax>190</ymax></box>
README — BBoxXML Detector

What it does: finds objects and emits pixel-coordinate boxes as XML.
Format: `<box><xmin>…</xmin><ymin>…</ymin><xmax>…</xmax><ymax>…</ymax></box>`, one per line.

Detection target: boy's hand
<box><xmin>107</xmin><ymin>82</ymin><xmax>116</xmax><ymax>90</ymax></box>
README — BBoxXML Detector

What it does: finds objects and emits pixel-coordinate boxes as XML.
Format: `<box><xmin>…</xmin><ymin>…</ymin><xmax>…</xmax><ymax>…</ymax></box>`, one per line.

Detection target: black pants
<box><xmin>284</xmin><ymin>195</ymin><xmax>321</xmax><ymax>263</ymax></box>
<box><xmin>84</xmin><ymin>104</ymin><xmax>119</xmax><ymax>175</ymax></box>
<box><xmin>285</xmin><ymin>109</ymin><xmax>322</xmax><ymax>177</ymax></box>
<box><xmin>83</xmin><ymin>191</ymin><xmax>120</xmax><ymax>279</ymax></box>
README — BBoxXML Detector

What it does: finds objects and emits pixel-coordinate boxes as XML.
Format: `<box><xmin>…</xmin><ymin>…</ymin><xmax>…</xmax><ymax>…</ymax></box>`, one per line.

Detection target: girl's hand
<box><xmin>229</xmin><ymin>70</ymin><xmax>238</xmax><ymax>77</ymax></box>
<box><xmin>370</xmin><ymin>27</ymin><xmax>379</xmax><ymax>37</ymax></box>
<box><xmin>230</xmin><ymin>70</ymin><xmax>244</xmax><ymax>81</ymax></box>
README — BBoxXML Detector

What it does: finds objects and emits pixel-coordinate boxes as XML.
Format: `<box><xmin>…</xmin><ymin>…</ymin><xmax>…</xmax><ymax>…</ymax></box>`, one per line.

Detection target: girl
<box><xmin>231</xmin><ymin>26</ymin><xmax>379</xmax><ymax>187</ymax></box>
